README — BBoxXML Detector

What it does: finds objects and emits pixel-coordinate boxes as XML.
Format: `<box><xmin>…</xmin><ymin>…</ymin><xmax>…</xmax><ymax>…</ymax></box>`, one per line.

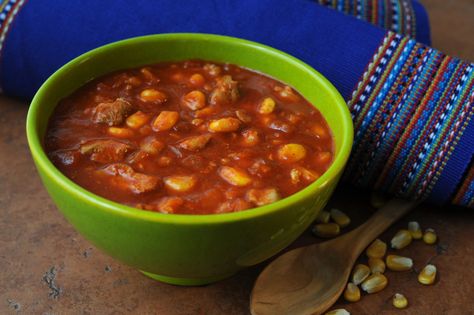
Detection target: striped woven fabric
<box><xmin>316</xmin><ymin>0</ymin><xmax>416</xmax><ymax>38</ymax></box>
<box><xmin>0</xmin><ymin>0</ymin><xmax>25</xmax><ymax>57</ymax></box>
<box><xmin>345</xmin><ymin>31</ymin><xmax>474</xmax><ymax>207</ymax></box>
<box><xmin>0</xmin><ymin>0</ymin><xmax>25</xmax><ymax>93</ymax></box>
<box><xmin>453</xmin><ymin>163</ymin><xmax>474</xmax><ymax>207</ymax></box>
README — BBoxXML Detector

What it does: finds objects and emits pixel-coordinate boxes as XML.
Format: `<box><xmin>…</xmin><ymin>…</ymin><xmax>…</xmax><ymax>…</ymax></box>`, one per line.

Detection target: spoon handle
<box><xmin>349</xmin><ymin>198</ymin><xmax>418</xmax><ymax>256</ymax></box>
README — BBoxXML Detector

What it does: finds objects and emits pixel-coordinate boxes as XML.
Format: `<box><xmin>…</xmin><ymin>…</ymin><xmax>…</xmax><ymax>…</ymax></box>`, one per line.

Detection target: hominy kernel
<box><xmin>107</xmin><ymin>127</ymin><xmax>134</xmax><ymax>138</ymax></box>
<box><xmin>140</xmin><ymin>67</ymin><xmax>156</xmax><ymax>80</ymax></box>
<box><xmin>311</xmin><ymin>124</ymin><xmax>329</xmax><ymax>139</ymax></box>
<box><xmin>183</xmin><ymin>90</ymin><xmax>206</xmax><ymax>110</ymax></box>
<box><xmin>277</xmin><ymin>143</ymin><xmax>307</xmax><ymax>162</ymax></box>
<box><xmin>164</xmin><ymin>175</ymin><xmax>197</xmax><ymax>192</ymax></box>
<box><xmin>178</xmin><ymin>134</ymin><xmax>212</xmax><ymax>151</ymax></box>
<box><xmin>258</xmin><ymin>97</ymin><xmax>276</xmax><ymax>114</ymax></box>
<box><xmin>189</xmin><ymin>73</ymin><xmax>205</xmax><ymax>86</ymax></box>
<box><xmin>241</xmin><ymin>129</ymin><xmax>260</xmax><ymax>146</ymax></box>
<box><xmin>140</xmin><ymin>88</ymin><xmax>167</xmax><ymax>102</ymax></box>
<box><xmin>208</xmin><ymin>117</ymin><xmax>241</xmax><ymax>132</ymax></box>
<box><xmin>218</xmin><ymin>166</ymin><xmax>252</xmax><ymax>186</ymax></box>
<box><xmin>245</xmin><ymin>188</ymin><xmax>280</xmax><ymax>206</ymax></box>
<box><xmin>126</xmin><ymin>76</ymin><xmax>142</xmax><ymax>86</ymax></box>
<box><xmin>152</xmin><ymin>111</ymin><xmax>179</xmax><ymax>131</ymax></box>
<box><xmin>316</xmin><ymin>151</ymin><xmax>332</xmax><ymax>164</ymax></box>
<box><xmin>140</xmin><ymin>137</ymin><xmax>164</xmax><ymax>155</ymax></box>
<box><xmin>126</xmin><ymin>111</ymin><xmax>150</xmax><ymax>129</ymax></box>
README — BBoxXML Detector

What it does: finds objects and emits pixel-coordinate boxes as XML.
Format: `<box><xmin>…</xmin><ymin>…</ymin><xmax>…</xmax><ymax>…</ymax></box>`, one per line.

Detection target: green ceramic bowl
<box><xmin>26</xmin><ymin>33</ymin><xmax>353</xmax><ymax>285</ymax></box>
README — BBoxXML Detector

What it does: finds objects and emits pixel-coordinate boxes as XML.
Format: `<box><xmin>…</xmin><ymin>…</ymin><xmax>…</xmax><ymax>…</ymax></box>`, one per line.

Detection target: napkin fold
<box><xmin>1</xmin><ymin>0</ymin><xmax>473</xmax><ymax>207</ymax></box>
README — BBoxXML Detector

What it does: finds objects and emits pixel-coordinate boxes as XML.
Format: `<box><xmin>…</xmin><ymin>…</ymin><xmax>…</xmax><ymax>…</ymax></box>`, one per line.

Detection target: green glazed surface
<box><xmin>26</xmin><ymin>33</ymin><xmax>353</xmax><ymax>285</ymax></box>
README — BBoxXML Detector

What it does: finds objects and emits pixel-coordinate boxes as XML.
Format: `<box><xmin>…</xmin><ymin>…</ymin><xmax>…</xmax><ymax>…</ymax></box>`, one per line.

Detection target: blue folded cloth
<box><xmin>1</xmin><ymin>0</ymin><xmax>473</xmax><ymax>207</ymax></box>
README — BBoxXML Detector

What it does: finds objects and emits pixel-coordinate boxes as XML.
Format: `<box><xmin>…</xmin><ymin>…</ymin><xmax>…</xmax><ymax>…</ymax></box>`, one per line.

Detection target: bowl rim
<box><xmin>26</xmin><ymin>33</ymin><xmax>353</xmax><ymax>225</ymax></box>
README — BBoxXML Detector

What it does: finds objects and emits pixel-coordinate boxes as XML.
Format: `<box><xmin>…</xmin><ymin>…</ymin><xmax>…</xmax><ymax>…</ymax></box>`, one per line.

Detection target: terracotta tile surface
<box><xmin>1</xmin><ymin>1</ymin><xmax>473</xmax><ymax>314</ymax></box>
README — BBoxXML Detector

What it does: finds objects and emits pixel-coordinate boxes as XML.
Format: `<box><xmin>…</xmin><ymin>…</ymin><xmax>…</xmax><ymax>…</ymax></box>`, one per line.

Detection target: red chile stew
<box><xmin>45</xmin><ymin>60</ymin><xmax>334</xmax><ymax>215</ymax></box>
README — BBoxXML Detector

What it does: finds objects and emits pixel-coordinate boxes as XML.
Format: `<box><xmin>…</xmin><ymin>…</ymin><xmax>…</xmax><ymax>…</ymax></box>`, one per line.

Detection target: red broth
<box><xmin>45</xmin><ymin>60</ymin><xmax>334</xmax><ymax>214</ymax></box>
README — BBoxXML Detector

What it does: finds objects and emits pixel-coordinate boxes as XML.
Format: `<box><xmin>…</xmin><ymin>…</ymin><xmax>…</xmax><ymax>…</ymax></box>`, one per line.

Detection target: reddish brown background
<box><xmin>1</xmin><ymin>0</ymin><xmax>473</xmax><ymax>314</ymax></box>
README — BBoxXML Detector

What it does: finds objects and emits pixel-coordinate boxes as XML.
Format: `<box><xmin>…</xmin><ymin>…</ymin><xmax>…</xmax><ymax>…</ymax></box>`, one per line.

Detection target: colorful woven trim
<box><xmin>0</xmin><ymin>0</ymin><xmax>26</xmax><ymax>91</ymax></box>
<box><xmin>453</xmin><ymin>160</ymin><xmax>474</xmax><ymax>207</ymax></box>
<box><xmin>316</xmin><ymin>0</ymin><xmax>416</xmax><ymax>38</ymax></box>
<box><xmin>345</xmin><ymin>32</ymin><xmax>474</xmax><ymax>207</ymax></box>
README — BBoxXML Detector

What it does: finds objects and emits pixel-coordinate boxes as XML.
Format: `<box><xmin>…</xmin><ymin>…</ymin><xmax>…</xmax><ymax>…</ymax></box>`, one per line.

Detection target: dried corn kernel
<box><xmin>312</xmin><ymin>223</ymin><xmax>340</xmax><ymax>238</ymax></box>
<box><xmin>423</xmin><ymin>228</ymin><xmax>437</xmax><ymax>245</ymax></box>
<box><xmin>140</xmin><ymin>88</ymin><xmax>167</xmax><ymax>102</ymax></box>
<box><xmin>407</xmin><ymin>221</ymin><xmax>422</xmax><ymax>239</ymax></box>
<box><xmin>330</xmin><ymin>208</ymin><xmax>351</xmax><ymax>228</ymax></box>
<box><xmin>258</xmin><ymin>97</ymin><xmax>276</xmax><ymax>114</ymax></box>
<box><xmin>183</xmin><ymin>90</ymin><xmax>206</xmax><ymax>110</ymax></box>
<box><xmin>277</xmin><ymin>144</ymin><xmax>307</xmax><ymax>163</ymax></box>
<box><xmin>386</xmin><ymin>255</ymin><xmax>413</xmax><ymax>271</ymax></box>
<box><xmin>392</xmin><ymin>293</ymin><xmax>408</xmax><ymax>309</ymax></box>
<box><xmin>164</xmin><ymin>175</ymin><xmax>197</xmax><ymax>193</ymax></box>
<box><xmin>418</xmin><ymin>264</ymin><xmax>436</xmax><ymax>285</ymax></box>
<box><xmin>361</xmin><ymin>273</ymin><xmax>388</xmax><ymax>294</ymax></box>
<box><xmin>325</xmin><ymin>309</ymin><xmax>350</xmax><ymax>315</ymax></box>
<box><xmin>368</xmin><ymin>258</ymin><xmax>386</xmax><ymax>274</ymax></box>
<box><xmin>107</xmin><ymin>127</ymin><xmax>134</xmax><ymax>138</ymax></box>
<box><xmin>343</xmin><ymin>283</ymin><xmax>361</xmax><ymax>303</ymax></box>
<box><xmin>391</xmin><ymin>229</ymin><xmax>413</xmax><ymax>249</ymax></box>
<box><xmin>152</xmin><ymin>111</ymin><xmax>179</xmax><ymax>131</ymax></box>
<box><xmin>315</xmin><ymin>210</ymin><xmax>330</xmax><ymax>224</ymax></box>
<box><xmin>366</xmin><ymin>239</ymin><xmax>387</xmax><ymax>259</ymax></box>
<box><xmin>370</xmin><ymin>191</ymin><xmax>388</xmax><ymax>208</ymax></box>
<box><xmin>208</xmin><ymin>117</ymin><xmax>241</xmax><ymax>132</ymax></box>
<box><xmin>351</xmin><ymin>264</ymin><xmax>371</xmax><ymax>285</ymax></box>
<box><xmin>218</xmin><ymin>166</ymin><xmax>252</xmax><ymax>186</ymax></box>
<box><xmin>126</xmin><ymin>111</ymin><xmax>150</xmax><ymax>129</ymax></box>
<box><xmin>189</xmin><ymin>73</ymin><xmax>205</xmax><ymax>86</ymax></box>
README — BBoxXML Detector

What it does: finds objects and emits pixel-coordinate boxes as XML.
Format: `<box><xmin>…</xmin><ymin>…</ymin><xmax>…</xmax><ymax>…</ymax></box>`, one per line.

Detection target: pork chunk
<box><xmin>101</xmin><ymin>163</ymin><xmax>159</xmax><ymax>194</ymax></box>
<box><xmin>92</xmin><ymin>98</ymin><xmax>134</xmax><ymax>126</ymax></box>
<box><xmin>209</xmin><ymin>75</ymin><xmax>239</xmax><ymax>105</ymax></box>
<box><xmin>80</xmin><ymin>139</ymin><xmax>132</xmax><ymax>163</ymax></box>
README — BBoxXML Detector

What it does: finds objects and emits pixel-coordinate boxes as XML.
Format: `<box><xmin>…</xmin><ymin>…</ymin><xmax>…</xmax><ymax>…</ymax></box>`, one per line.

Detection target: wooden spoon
<box><xmin>250</xmin><ymin>198</ymin><xmax>417</xmax><ymax>315</ymax></box>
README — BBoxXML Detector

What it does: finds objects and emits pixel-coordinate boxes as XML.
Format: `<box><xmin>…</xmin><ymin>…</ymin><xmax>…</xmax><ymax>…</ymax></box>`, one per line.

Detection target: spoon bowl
<box><xmin>251</xmin><ymin>198</ymin><xmax>417</xmax><ymax>315</ymax></box>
